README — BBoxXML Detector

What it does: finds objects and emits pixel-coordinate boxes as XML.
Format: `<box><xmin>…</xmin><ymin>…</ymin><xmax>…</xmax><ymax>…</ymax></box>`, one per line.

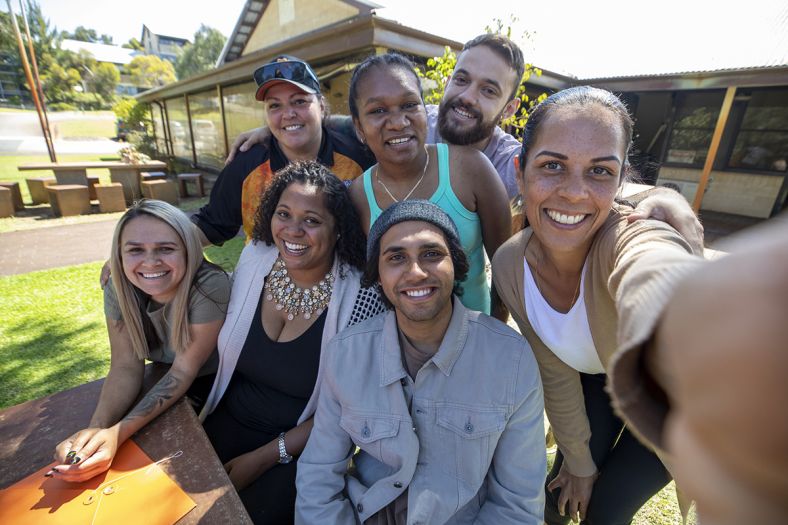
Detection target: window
<box><xmin>664</xmin><ymin>91</ymin><xmax>725</xmax><ymax>168</ymax></box>
<box><xmin>165</xmin><ymin>97</ymin><xmax>192</xmax><ymax>160</ymax></box>
<box><xmin>222</xmin><ymin>81</ymin><xmax>267</xmax><ymax>149</ymax></box>
<box><xmin>728</xmin><ymin>88</ymin><xmax>788</xmax><ymax>173</ymax></box>
<box><xmin>189</xmin><ymin>89</ymin><xmax>226</xmax><ymax>170</ymax></box>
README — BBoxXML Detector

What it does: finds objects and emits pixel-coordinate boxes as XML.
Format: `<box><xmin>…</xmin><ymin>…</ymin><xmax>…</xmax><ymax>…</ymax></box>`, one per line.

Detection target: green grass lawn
<box><xmin>53</xmin><ymin>115</ymin><xmax>116</xmax><ymax>139</ymax></box>
<box><xmin>0</xmin><ymin>153</ymin><xmax>112</xmax><ymax>204</ymax></box>
<box><xmin>0</xmin><ymin>237</ymin><xmax>244</xmax><ymax>409</ymax></box>
<box><xmin>0</xmin><ymin>261</ymin><xmax>109</xmax><ymax>408</ymax></box>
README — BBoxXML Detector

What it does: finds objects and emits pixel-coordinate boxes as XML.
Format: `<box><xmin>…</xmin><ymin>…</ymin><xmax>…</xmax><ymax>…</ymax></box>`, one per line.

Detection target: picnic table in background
<box><xmin>0</xmin><ymin>364</ymin><xmax>251</xmax><ymax>524</ymax></box>
<box><xmin>18</xmin><ymin>161</ymin><xmax>168</xmax><ymax>204</ymax></box>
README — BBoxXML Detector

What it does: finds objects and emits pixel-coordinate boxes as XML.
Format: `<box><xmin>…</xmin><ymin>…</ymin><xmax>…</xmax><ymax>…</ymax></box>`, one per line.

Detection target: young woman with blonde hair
<box><xmin>52</xmin><ymin>199</ymin><xmax>230</xmax><ymax>482</ymax></box>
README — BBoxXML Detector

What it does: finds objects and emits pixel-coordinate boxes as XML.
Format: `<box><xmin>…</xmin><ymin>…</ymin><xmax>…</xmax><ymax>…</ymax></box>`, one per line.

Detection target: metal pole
<box><xmin>5</xmin><ymin>0</ymin><xmax>56</xmax><ymax>162</ymax></box>
<box><xmin>19</xmin><ymin>0</ymin><xmax>56</xmax><ymax>162</ymax></box>
<box><xmin>692</xmin><ymin>86</ymin><xmax>737</xmax><ymax>212</ymax></box>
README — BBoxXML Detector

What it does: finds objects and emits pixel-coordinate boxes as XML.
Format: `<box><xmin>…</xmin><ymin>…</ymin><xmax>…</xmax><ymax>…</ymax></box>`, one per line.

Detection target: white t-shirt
<box><xmin>523</xmin><ymin>259</ymin><xmax>605</xmax><ymax>374</ymax></box>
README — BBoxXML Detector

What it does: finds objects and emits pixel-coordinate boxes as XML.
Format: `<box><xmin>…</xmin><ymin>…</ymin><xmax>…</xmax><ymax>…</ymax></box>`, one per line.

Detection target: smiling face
<box><xmin>377</xmin><ymin>221</ymin><xmax>455</xmax><ymax>325</ymax></box>
<box><xmin>264</xmin><ymin>82</ymin><xmax>324</xmax><ymax>160</ymax></box>
<box><xmin>437</xmin><ymin>45</ymin><xmax>519</xmax><ymax>148</ymax></box>
<box><xmin>271</xmin><ymin>182</ymin><xmax>337</xmax><ymax>282</ymax></box>
<box><xmin>352</xmin><ymin>65</ymin><xmax>427</xmax><ymax>165</ymax></box>
<box><xmin>521</xmin><ymin>105</ymin><xmax>627</xmax><ymax>257</ymax></box>
<box><xmin>121</xmin><ymin>214</ymin><xmax>186</xmax><ymax>304</ymax></box>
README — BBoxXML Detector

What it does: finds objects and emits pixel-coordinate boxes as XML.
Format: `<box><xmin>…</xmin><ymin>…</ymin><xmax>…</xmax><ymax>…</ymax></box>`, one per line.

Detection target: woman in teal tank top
<box><xmin>362</xmin><ymin>143</ymin><xmax>490</xmax><ymax>312</ymax></box>
<box><xmin>346</xmin><ymin>52</ymin><xmax>511</xmax><ymax>318</ymax></box>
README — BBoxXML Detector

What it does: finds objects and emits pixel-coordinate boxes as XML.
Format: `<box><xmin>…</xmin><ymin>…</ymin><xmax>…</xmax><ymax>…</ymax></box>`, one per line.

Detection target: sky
<box><xmin>5</xmin><ymin>0</ymin><xmax>787</xmax><ymax>78</ymax></box>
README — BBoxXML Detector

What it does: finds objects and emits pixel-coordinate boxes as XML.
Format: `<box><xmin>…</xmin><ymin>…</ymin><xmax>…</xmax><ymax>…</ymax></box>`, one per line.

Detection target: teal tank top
<box><xmin>362</xmin><ymin>143</ymin><xmax>490</xmax><ymax>314</ymax></box>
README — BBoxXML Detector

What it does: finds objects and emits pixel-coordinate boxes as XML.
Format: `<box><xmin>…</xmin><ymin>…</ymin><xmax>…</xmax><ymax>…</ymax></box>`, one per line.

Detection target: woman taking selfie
<box><xmin>492</xmin><ymin>86</ymin><xmax>702</xmax><ymax>524</ymax></box>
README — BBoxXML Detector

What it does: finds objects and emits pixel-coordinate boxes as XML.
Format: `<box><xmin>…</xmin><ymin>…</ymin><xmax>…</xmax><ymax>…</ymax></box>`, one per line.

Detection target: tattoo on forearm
<box><xmin>122</xmin><ymin>372</ymin><xmax>182</xmax><ymax>423</ymax></box>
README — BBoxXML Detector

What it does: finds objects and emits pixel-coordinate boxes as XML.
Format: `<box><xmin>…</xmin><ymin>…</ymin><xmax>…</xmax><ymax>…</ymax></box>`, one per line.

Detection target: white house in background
<box><xmin>60</xmin><ymin>39</ymin><xmax>143</xmax><ymax>95</ymax></box>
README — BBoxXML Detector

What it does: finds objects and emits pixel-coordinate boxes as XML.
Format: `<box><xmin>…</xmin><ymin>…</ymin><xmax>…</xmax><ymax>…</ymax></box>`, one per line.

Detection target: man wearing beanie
<box><xmin>295</xmin><ymin>201</ymin><xmax>545</xmax><ymax>524</ymax></box>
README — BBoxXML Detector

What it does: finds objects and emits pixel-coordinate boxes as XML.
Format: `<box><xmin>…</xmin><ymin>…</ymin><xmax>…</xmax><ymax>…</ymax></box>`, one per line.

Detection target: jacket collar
<box><xmin>379</xmin><ymin>296</ymin><xmax>469</xmax><ymax>386</ymax></box>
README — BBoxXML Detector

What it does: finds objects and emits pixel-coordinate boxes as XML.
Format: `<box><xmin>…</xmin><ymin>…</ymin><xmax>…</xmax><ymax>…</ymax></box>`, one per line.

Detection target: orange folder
<box><xmin>0</xmin><ymin>440</ymin><xmax>195</xmax><ymax>524</ymax></box>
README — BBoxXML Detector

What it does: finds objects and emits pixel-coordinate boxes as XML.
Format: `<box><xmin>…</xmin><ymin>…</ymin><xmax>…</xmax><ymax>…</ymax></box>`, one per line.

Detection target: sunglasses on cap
<box><xmin>253</xmin><ymin>57</ymin><xmax>321</xmax><ymax>101</ymax></box>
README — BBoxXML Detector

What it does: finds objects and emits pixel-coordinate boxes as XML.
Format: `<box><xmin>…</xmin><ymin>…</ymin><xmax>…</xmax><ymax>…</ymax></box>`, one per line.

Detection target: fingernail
<box><xmin>44</xmin><ymin>471</ymin><xmax>54</xmax><ymax>477</ymax></box>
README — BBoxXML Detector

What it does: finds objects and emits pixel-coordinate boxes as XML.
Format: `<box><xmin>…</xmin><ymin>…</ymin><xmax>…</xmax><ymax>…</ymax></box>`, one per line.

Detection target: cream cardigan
<box><xmin>492</xmin><ymin>205</ymin><xmax>702</xmax><ymax>476</ymax></box>
<box><xmin>199</xmin><ymin>240</ymin><xmax>362</xmax><ymax>424</ymax></box>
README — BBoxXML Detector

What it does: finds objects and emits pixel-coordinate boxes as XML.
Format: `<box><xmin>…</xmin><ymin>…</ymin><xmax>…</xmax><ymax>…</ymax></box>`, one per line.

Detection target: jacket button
<box><xmin>400</xmin><ymin>378</ymin><xmax>407</xmax><ymax>386</ymax></box>
<box><xmin>357</xmin><ymin>503</ymin><xmax>364</xmax><ymax>513</ymax></box>
<box><xmin>394</xmin><ymin>481</ymin><xmax>403</xmax><ymax>488</ymax></box>
<box><xmin>465</xmin><ymin>423</ymin><xmax>474</xmax><ymax>433</ymax></box>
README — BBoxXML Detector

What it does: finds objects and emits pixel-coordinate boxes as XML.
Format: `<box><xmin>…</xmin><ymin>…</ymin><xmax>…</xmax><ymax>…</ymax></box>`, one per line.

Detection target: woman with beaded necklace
<box><xmin>346</xmin><ymin>52</ymin><xmax>512</xmax><ymax>318</ymax></box>
<box><xmin>199</xmin><ymin>161</ymin><xmax>383</xmax><ymax>524</ymax></box>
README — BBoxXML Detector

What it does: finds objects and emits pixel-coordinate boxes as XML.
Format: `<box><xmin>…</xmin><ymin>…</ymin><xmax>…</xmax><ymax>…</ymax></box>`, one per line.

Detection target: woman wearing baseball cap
<box><xmin>190</xmin><ymin>56</ymin><xmax>375</xmax><ymax>246</ymax></box>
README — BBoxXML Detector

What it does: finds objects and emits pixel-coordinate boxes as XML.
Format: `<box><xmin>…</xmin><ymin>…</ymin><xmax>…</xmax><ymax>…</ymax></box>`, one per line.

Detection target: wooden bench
<box><xmin>177</xmin><ymin>173</ymin><xmax>205</xmax><ymax>197</ymax></box>
<box><xmin>0</xmin><ymin>181</ymin><xmax>24</xmax><ymax>211</ymax></box>
<box><xmin>19</xmin><ymin>161</ymin><xmax>168</xmax><ymax>206</ymax></box>
<box><xmin>47</xmin><ymin>185</ymin><xmax>90</xmax><ymax>217</ymax></box>
<box><xmin>142</xmin><ymin>180</ymin><xmax>180</xmax><ymax>205</ymax></box>
<box><xmin>95</xmin><ymin>183</ymin><xmax>127</xmax><ymax>213</ymax></box>
<box><xmin>25</xmin><ymin>177</ymin><xmax>55</xmax><ymax>204</ymax></box>
<box><xmin>0</xmin><ymin>187</ymin><xmax>14</xmax><ymax>218</ymax></box>
<box><xmin>141</xmin><ymin>171</ymin><xmax>168</xmax><ymax>182</ymax></box>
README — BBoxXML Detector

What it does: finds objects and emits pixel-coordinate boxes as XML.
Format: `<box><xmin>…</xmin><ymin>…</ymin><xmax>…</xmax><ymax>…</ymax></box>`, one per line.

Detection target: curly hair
<box><xmin>361</xmin><ymin>225</ymin><xmax>470</xmax><ymax>310</ymax></box>
<box><xmin>251</xmin><ymin>160</ymin><xmax>366</xmax><ymax>271</ymax></box>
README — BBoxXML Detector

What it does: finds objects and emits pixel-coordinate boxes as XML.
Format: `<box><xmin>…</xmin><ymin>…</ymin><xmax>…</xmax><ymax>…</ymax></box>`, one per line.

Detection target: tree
<box><xmin>91</xmin><ymin>62</ymin><xmax>119</xmax><ymax>99</ymax></box>
<box><xmin>174</xmin><ymin>25</ymin><xmax>226</xmax><ymax>80</ymax></box>
<box><xmin>122</xmin><ymin>37</ymin><xmax>144</xmax><ymax>51</ymax></box>
<box><xmin>62</xmin><ymin>25</ymin><xmax>98</xmax><ymax>42</ymax></box>
<box><xmin>127</xmin><ymin>54</ymin><xmax>176</xmax><ymax>88</ymax></box>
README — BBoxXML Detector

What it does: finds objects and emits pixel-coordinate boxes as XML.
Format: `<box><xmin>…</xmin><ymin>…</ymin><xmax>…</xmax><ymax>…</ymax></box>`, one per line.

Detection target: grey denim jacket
<box><xmin>295</xmin><ymin>298</ymin><xmax>545</xmax><ymax>524</ymax></box>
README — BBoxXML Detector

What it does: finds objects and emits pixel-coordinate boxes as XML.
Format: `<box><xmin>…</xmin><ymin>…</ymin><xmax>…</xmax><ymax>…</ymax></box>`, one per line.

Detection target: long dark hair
<box><xmin>252</xmin><ymin>160</ymin><xmax>366</xmax><ymax>271</ymax></box>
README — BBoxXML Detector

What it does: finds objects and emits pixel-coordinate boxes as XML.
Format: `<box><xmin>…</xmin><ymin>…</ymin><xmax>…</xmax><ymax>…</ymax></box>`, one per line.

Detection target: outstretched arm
<box><xmin>626</xmin><ymin>186</ymin><xmax>704</xmax><ymax>254</ymax></box>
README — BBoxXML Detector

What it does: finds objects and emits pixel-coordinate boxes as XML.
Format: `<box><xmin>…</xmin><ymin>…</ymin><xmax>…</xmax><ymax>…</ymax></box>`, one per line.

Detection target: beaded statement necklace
<box><xmin>264</xmin><ymin>257</ymin><xmax>334</xmax><ymax>321</ymax></box>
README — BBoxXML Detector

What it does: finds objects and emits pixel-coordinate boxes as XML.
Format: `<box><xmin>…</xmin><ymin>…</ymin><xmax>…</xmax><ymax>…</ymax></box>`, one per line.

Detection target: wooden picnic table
<box><xmin>19</xmin><ymin>161</ymin><xmax>168</xmax><ymax>204</ymax></box>
<box><xmin>0</xmin><ymin>364</ymin><xmax>251</xmax><ymax>524</ymax></box>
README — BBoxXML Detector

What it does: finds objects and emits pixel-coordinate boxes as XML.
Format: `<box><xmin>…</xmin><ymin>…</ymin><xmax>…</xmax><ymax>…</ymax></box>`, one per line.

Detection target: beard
<box><xmin>437</xmin><ymin>97</ymin><xmax>504</xmax><ymax>146</ymax></box>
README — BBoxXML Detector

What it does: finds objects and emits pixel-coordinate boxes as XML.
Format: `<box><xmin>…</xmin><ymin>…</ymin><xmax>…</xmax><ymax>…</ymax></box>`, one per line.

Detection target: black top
<box><xmin>221</xmin><ymin>292</ymin><xmax>327</xmax><ymax>435</ymax></box>
<box><xmin>191</xmin><ymin>125</ymin><xmax>375</xmax><ymax>245</ymax></box>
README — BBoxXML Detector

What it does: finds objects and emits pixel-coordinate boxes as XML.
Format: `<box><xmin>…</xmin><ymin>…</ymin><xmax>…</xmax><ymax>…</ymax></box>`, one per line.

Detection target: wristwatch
<box><xmin>277</xmin><ymin>432</ymin><xmax>293</xmax><ymax>464</ymax></box>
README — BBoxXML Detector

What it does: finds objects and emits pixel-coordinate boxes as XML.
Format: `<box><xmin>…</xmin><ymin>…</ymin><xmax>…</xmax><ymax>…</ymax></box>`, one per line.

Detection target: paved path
<box><xmin>0</xmin><ymin>219</ymin><xmax>116</xmax><ymax>277</ymax></box>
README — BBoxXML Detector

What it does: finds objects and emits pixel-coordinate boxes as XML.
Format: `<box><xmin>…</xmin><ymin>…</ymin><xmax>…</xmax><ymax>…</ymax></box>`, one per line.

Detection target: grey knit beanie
<box><xmin>366</xmin><ymin>200</ymin><xmax>461</xmax><ymax>260</ymax></box>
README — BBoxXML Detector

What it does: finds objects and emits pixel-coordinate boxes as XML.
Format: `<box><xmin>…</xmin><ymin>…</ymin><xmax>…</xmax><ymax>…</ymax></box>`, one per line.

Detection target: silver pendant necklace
<box><xmin>376</xmin><ymin>145</ymin><xmax>430</xmax><ymax>203</ymax></box>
